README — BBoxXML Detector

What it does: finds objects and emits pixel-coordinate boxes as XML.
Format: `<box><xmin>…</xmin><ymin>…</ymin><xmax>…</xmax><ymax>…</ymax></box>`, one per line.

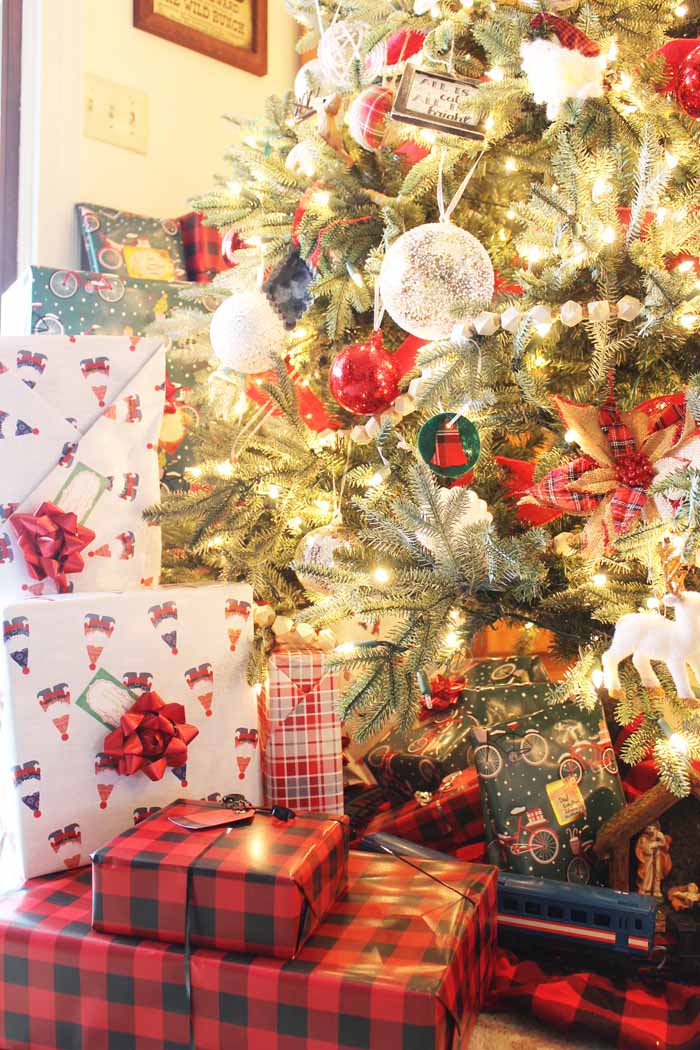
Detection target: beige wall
<box><xmin>19</xmin><ymin>0</ymin><xmax>297</xmax><ymax>271</ymax></box>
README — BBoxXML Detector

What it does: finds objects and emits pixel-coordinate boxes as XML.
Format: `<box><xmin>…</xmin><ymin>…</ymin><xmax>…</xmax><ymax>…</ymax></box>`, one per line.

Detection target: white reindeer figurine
<box><xmin>602</xmin><ymin>589</ymin><xmax>700</xmax><ymax>703</ymax></box>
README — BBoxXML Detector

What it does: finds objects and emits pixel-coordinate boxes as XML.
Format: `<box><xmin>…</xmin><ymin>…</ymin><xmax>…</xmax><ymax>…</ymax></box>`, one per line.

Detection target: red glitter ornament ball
<box><xmin>329</xmin><ymin>331</ymin><xmax>400</xmax><ymax>415</ymax></box>
<box><xmin>678</xmin><ymin>45</ymin><xmax>700</xmax><ymax>119</ymax></box>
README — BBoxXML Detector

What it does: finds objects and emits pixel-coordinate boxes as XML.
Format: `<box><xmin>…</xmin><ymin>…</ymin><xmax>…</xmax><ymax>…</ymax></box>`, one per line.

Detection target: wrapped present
<box><xmin>179</xmin><ymin>211</ymin><xmax>228</xmax><ymax>283</ymax></box>
<box><xmin>0</xmin><ymin>582</ymin><xmax>259</xmax><ymax>880</ymax></box>
<box><xmin>0</xmin><ymin>851</ymin><xmax>496</xmax><ymax>1050</ymax></box>
<box><xmin>0</xmin><ymin>335</ymin><xmax>164</xmax><ymax>599</ymax></box>
<box><xmin>76</xmin><ymin>203</ymin><xmax>188</xmax><ymax>281</ymax></box>
<box><xmin>0</xmin><ymin>270</ymin><xmax>208</xmax><ymax>492</ymax></box>
<box><xmin>459</xmin><ymin>654</ymin><xmax>549</xmax><ymax>688</ymax></box>
<box><xmin>260</xmin><ymin>647</ymin><xmax>344</xmax><ymax>814</ymax></box>
<box><xmin>92</xmin><ymin>799</ymin><xmax>349</xmax><ymax>958</ymax></box>
<box><xmin>471</xmin><ymin>700</ymin><xmax>625</xmax><ymax>884</ymax></box>
<box><xmin>367</xmin><ymin>676</ymin><xmax>552</xmax><ymax>801</ymax></box>
<box><xmin>0</xmin><ymin>266</ymin><xmax>213</xmax><ymax>340</ymax></box>
<box><xmin>363</xmin><ymin>767</ymin><xmax>486</xmax><ymax>855</ymax></box>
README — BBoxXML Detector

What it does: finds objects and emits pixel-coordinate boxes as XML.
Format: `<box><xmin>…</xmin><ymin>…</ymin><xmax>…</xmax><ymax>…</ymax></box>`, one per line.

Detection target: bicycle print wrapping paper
<box><xmin>0</xmin><ymin>583</ymin><xmax>260</xmax><ymax>881</ymax></box>
<box><xmin>76</xmin><ymin>203</ymin><xmax>188</xmax><ymax>281</ymax></box>
<box><xmin>366</xmin><ymin>673</ymin><xmax>552</xmax><ymax>802</ymax></box>
<box><xmin>470</xmin><ymin>700</ymin><xmax>625</xmax><ymax>884</ymax></box>
<box><xmin>0</xmin><ymin>335</ymin><xmax>165</xmax><ymax>600</ymax></box>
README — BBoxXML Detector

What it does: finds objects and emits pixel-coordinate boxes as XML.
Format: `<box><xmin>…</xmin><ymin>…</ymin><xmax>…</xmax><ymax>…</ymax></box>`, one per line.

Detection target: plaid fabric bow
<box><xmin>521</xmin><ymin>392</ymin><xmax>699</xmax><ymax>554</ymax></box>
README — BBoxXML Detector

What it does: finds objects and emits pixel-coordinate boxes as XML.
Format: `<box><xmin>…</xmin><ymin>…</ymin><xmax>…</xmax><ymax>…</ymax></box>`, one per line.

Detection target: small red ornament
<box><xmin>386</xmin><ymin>27</ymin><xmax>425</xmax><ymax>65</ymax></box>
<box><xmin>329</xmin><ymin>331</ymin><xmax>400</xmax><ymax>415</ymax></box>
<box><xmin>677</xmin><ymin>45</ymin><xmax>700</xmax><ymax>119</ymax></box>
<box><xmin>346</xmin><ymin>86</ymin><xmax>394</xmax><ymax>152</ymax></box>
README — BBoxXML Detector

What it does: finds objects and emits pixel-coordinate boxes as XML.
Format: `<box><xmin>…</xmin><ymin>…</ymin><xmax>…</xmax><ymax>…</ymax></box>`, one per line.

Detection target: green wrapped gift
<box><xmin>1</xmin><ymin>266</ymin><xmax>210</xmax><ymax>491</ymax></box>
<box><xmin>471</xmin><ymin>701</ymin><xmax>625</xmax><ymax>885</ymax></box>
<box><xmin>460</xmin><ymin>655</ymin><xmax>549</xmax><ymax>689</ymax></box>
<box><xmin>76</xmin><ymin>202</ymin><xmax>188</xmax><ymax>281</ymax></box>
<box><xmin>463</xmin><ymin>681</ymin><xmax>552</xmax><ymax>726</ymax></box>
<box><xmin>366</xmin><ymin>670</ymin><xmax>551</xmax><ymax>801</ymax></box>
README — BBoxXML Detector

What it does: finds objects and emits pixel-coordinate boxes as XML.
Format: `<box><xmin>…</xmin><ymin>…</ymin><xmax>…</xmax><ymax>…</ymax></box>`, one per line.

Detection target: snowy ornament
<box><xmin>294</xmin><ymin>59</ymin><xmax>331</xmax><ymax>101</ymax></box>
<box><xmin>379</xmin><ymin>222</ymin><xmax>495</xmax><ymax>341</ymax></box>
<box><xmin>520</xmin><ymin>13</ymin><xmax>605</xmax><ymax>121</ymax></box>
<box><xmin>346</xmin><ymin>86</ymin><xmax>394</xmax><ymax>151</ymax></box>
<box><xmin>317</xmin><ymin>20</ymin><xmax>386</xmax><ymax>90</ymax></box>
<box><xmin>294</xmin><ymin>523</ymin><xmax>352</xmax><ymax>594</ymax></box>
<box><xmin>209</xmin><ymin>289</ymin><xmax>288</xmax><ymax>374</ymax></box>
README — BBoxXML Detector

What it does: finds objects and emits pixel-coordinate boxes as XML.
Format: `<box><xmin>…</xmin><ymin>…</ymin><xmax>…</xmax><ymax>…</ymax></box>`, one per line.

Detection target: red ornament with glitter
<box><xmin>329</xmin><ymin>331</ymin><xmax>400</xmax><ymax>415</ymax></box>
<box><xmin>677</xmin><ymin>45</ymin><xmax>700</xmax><ymax>119</ymax></box>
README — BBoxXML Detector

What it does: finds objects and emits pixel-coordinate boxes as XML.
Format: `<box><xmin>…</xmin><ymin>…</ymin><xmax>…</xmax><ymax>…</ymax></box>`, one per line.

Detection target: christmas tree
<box><xmin>155</xmin><ymin>0</ymin><xmax>700</xmax><ymax>797</ymax></box>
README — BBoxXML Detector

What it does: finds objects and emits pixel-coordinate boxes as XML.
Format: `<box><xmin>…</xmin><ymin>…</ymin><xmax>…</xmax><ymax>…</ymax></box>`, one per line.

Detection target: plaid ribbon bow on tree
<box><xmin>521</xmin><ymin>392</ymin><xmax>700</xmax><ymax>555</ymax></box>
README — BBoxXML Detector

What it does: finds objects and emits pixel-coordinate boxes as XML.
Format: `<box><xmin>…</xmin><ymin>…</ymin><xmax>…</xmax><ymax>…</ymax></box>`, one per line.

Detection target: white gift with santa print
<box><xmin>0</xmin><ymin>335</ymin><xmax>166</xmax><ymax>599</ymax></box>
<box><xmin>0</xmin><ymin>581</ymin><xmax>260</xmax><ymax>881</ymax></box>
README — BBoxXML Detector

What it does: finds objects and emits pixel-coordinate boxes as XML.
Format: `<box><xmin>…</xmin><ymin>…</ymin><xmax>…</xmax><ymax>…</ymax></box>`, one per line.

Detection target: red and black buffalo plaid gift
<box><xmin>260</xmin><ymin>647</ymin><xmax>344</xmax><ymax>814</ymax></box>
<box><xmin>363</xmin><ymin>768</ymin><xmax>487</xmax><ymax>857</ymax></box>
<box><xmin>179</xmin><ymin>211</ymin><xmax>228</xmax><ymax>282</ymax></box>
<box><xmin>0</xmin><ymin>867</ymin><xmax>193</xmax><ymax>1050</ymax></box>
<box><xmin>92</xmin><ymin>798</ymin><xmax>349</xmax><ymax>959</ymax></box>
<box><xmin>190</xmin><ymin>850</ymin><xmax>497</xmax><ymax>1050</ymax></box>
<box><xmin>0</xmin><ymin>851</ymin><xmax>496</xmax><ymax>1050</ymax></box>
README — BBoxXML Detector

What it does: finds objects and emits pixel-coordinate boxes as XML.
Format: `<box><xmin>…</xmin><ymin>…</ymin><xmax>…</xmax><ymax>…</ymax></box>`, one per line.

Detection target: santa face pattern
<box><xmin>0</xmin><ymin>335</ymin><xmax>165</xmax><ymax>601</ymax></box>
<box><xmin>1</xmin><ymin>583</ymin><xmax>259</xmax><ymax>881</ymax></box>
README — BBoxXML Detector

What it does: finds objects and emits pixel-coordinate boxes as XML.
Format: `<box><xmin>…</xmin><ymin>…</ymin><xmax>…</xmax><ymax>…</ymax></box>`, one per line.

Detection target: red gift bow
<box><xmin>11</xmin><ymin>502</ymin><xmax>95</xmax><ymax>593</ymax></box>
<box><xmin>419</xmin><ymin>674</ymin><xmax>466</xmax><ymax>719</ymax></box>
<box><xmin>103</xmin><ymin>691</ymin><xmax>199</xmax><ymax>781</ymax></box>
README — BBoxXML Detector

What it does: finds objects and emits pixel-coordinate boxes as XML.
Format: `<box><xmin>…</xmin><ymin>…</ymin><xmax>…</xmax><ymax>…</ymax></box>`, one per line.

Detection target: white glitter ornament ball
<box><xmin>379</xmin><ymin>222</ymin><xmax>495</xmax><ymax>340</ymax></box>
<box><xmin>294</xmin><ymin>523</ymin><xmax>351</xmax><ymax>594</ymax></box>
<box><xmin>318</xmin><ymin>20</ymin><xmax>386</xmax><ymax>90</ymax></box>
<box><xmin>294</xmin><ymin>59</ymin><xmax>331</xmax><ymax>100</ymax></box>
<box><xmin>209</xmin><ymin>290</ymin><xmax>288</xmax><ymax>374</ymax></box>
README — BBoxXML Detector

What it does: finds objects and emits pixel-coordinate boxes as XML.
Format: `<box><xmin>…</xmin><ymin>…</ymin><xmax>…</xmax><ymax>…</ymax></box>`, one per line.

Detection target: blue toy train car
<box><xmin>358</xmin><ymin>832</ymin><xmax>657</xmax><ymax>960</ymax></box>
<box><xmin>497</xmin><ymin>871</ymin><xmax>656</xmax><ymax>956</ymax></box>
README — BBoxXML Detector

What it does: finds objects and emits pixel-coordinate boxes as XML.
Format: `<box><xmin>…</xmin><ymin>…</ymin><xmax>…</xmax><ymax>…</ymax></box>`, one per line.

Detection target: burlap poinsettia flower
<box><xmin>521</xmin><ymin>393</ymin><xmax>700</xmax><ymax>555</ymax></box>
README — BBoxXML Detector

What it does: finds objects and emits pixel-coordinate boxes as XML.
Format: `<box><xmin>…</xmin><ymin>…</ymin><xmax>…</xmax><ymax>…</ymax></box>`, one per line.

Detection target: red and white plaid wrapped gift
<box><xmin>259</xmin><ymin>648</ymin><xmax>344</xmax><ymax>814</ymax></box>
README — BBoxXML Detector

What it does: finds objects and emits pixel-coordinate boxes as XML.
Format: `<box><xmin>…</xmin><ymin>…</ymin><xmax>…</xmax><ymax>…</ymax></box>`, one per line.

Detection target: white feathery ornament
<box><xmin>520</xmin><ymin>15</ymin><xmax>605</xmax><ymax>121</ymax></box>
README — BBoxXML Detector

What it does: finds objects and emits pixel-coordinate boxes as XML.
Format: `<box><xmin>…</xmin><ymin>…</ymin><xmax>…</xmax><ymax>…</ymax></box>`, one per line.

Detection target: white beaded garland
<box><xmin>379</xmin><ymin>222</ymin><xmax>495</xmax><ymax>341</ymax></box>
<box><xmin>209</xmin><ymin>290</ymin><xmax>288</xmax><ymax>374</ymax></box>
<box><xmin>317</xmin><ymin>20</ymin><xmax>386</xmax><ymax>90</ymax></box>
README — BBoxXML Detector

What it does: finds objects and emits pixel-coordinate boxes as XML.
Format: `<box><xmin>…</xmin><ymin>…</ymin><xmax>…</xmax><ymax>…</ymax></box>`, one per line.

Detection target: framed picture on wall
<box><xmin>133</xmin><ymin>0</ymin><xmax>267</xmax><ymax>76</ymax></box>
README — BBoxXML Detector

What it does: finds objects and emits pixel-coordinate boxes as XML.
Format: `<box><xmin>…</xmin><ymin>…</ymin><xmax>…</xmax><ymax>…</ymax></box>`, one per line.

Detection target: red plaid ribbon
<box><xmin>262</xmin><ymin>649</ymin><xmax>344</xmax><ymax>814</ymax></box>
<box><xmin>530</xmin><ymin>12</ymin><xmax>601</xmax><ymax>56</ymax></box>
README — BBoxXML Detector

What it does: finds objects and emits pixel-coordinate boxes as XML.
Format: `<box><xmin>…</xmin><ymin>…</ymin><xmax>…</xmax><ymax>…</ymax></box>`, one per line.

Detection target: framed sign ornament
<box><xmin>133</xmin><ymin>0</ymin><xmax>267</xmax><ymax>77</ymax></box>
<box><xmin>391</xmin><ymin>65</ymin><xmax>486</xmax><ymax>141</ymax></box>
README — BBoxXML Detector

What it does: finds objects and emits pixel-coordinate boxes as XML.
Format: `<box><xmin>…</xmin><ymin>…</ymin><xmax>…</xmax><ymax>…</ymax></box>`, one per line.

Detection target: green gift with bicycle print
<box><xmin>365</xmin><ymin>663</ymin><xmax>551</xmax><ymax>802</ymax></box>
<box><xmin>470</xmin><ymin>700</ymin><xmax>625</xmax><ymax>885</ymax></box>
<box><xmin>76</xmin><ymin>203</ymin><xmax>188</xmax><ymax>282</ymax></box>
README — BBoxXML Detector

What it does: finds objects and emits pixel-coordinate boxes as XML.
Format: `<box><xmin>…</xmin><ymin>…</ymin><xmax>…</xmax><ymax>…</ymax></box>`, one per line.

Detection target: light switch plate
<box><xmin>84</xmin><ymin>73</ymin><xmax>149</xmax><ymax>154</ymax></box>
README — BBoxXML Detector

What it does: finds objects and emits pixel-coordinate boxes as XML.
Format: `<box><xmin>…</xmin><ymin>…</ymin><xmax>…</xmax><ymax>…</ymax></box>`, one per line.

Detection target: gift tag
<box><xmin>391</xmin><ymin>65</ymin><xmax>486</xmax><ymax>141</ymax></box>
<box><xmin>169</xmin><ymin>803</ymin><xmax>255</xmax><ymax>830</ymax></box>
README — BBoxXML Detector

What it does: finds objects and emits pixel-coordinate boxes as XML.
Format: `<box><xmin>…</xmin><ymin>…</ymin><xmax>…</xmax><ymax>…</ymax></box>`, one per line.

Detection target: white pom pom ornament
<box><xmin>318</xmin><ymin>20</ymin><xmax>386</xmax><ymax>90</ymax></box>
<box><xmin>209</xmin><ymin>290</ymin><xmax>288</xmax><ymax>374</ymax></box>
<box><xmin>379</xmin><ymin>222</ymin><xmax>495</xmax><ymax>340</ymax></box>
<box><xmin>346</xmin><ymin>86</ymin><xmax>394</xmax><ymax>151</ymax></box>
